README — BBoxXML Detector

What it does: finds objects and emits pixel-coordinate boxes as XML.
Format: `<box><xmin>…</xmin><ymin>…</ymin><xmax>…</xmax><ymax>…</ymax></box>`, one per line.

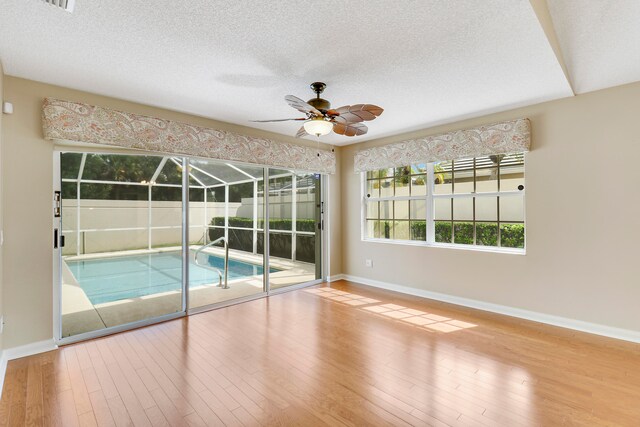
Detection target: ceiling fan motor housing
<box><xmin>307</xmin><ymin>81</ymin><xmax>330</xmax><ymax>111</ymax></box>
<box><xmin>307</xmin><ymin>97</ymin><xmax>331</xmax><ymax>111</ymax></box>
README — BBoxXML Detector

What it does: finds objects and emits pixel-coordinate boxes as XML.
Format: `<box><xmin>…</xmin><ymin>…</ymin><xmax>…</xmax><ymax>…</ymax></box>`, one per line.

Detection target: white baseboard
<box><xmin>0</xmin><ymin>339</ymin><xmax>58</xmax><ymax>399</ymax></box>
<box><xmin>327</xmin><ymin>274</ymin><xmax>345</xmax><ymax>282</ymax></box>
<box><xmin>341</xmin><ymin>274</ymin><xmax>640</xmax><ymax>344</ymax></box>
<box><xmin>3</xmin><ymin>338</ymin><xmax>58</xmax><ymax>361</ymax></box>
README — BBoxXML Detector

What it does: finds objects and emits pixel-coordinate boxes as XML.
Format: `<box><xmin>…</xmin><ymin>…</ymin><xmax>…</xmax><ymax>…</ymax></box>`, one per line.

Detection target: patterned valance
<box><xmin>42</xmin><ymin>98</ymin><xmax>336</xmax><ymax>174</ymax></box>
<box><xmin>354</xmin><ymin>118</ymin><xmax>530</xmax><ymax>172</ymax></box>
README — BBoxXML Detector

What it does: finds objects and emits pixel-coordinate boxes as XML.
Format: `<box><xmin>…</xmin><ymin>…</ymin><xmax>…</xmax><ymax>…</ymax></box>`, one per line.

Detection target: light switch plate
<box><xmin>2</xmin><ymin>102</ymin><xmax>13</xmax><ymax>114</ymax></box>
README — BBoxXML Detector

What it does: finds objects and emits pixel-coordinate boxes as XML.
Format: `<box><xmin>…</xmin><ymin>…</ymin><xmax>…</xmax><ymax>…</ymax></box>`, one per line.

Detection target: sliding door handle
<box><xmin>53</xmin><ymin>229</ymin><xmax>66</xmax><ymax>249</ymax></box>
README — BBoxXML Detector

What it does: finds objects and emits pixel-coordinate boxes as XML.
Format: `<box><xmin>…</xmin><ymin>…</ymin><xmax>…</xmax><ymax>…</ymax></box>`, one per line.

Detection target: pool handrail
<box><xmin>194</xmin><ymin>237</ymin><xmax>230</xmax><ymax>289</ymax></box>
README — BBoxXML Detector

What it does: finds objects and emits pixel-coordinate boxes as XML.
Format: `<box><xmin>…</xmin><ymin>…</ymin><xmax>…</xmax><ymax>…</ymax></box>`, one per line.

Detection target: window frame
<box><xmin>361</xmin><ymin>155</ymin><xmax>526</xmax><ymax>254</ymax></box>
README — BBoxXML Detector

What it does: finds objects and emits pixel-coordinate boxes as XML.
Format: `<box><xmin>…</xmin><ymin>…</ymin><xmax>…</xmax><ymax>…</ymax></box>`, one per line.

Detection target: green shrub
<box><xmin>410</xmin><ymin>221</ymin><xmax>427</xmax><ymax>240</ymax></box>
<box><xmin>410</xmin><ymin>221</ymin><xmax>454</xmax><ymax>243</ymax></box>
<box><xmin>453</xmin><ymin>223</ymin><xmax>474</xmax><ymax>245</ymax></box>
<box><xmin>500</xmin><ymin>224</ymin><xmax>525</xmax><ymax>248</ymax></box>
<box><xmin>406</xmin><ymin>220</ymin><xmax>524</xmax><ymax>248</ymax></box>
<box><xmin>208</xmin><ymin>218</ymin><xmax>317</xmax><ymax>262</ymax></box>
<box><xmin>475</xmin><ymin>223</ymin><xmax>498</xmax><ymax>246</ymax></box>
<box><xmin>435</xmin><ymin>221</ymin><xmax>452</xmax><ymax>243</ymax></box>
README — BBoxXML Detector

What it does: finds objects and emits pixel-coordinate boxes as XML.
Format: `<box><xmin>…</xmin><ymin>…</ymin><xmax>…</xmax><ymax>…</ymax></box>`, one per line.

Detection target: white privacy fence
<box><xmin>61</xmin><ymin>195</ymin><xmax>317</xmax><ymax>256</ymax></box>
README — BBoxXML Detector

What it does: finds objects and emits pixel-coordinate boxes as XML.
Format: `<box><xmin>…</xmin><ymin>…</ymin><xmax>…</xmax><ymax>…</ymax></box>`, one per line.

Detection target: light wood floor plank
<box><xmin>104</xmin><ymin>395</ymin><xmax>132</xmax><ymax>427</ymax></box>
<box><xmin>7</xmin><ymin>359</ymin><xmax>29</xmax><ymax>426</ymax></box>
<box><xmin>88</xmin><ymin>390</ymin><xmax>116</xmax><ymax>427</ymax></box>
<box><xmin>127</xmin><ymin>330</ymin><xmax>224</xmax><ymax>426</ymax></box>
<box><xmin>63</xmin><ymin>347</ymin><xmax>93</xmax><ymax>416</ymax></box>
<box><xmin>41</xmin><ymin>359</ymin><xmax>63</xmax><ymax>427</ymax></box>
<box><xmin>107</xmin><ymin>336</ymin><xmax>156</xmax><ymax>410</ymax></box>
<box><xmin>148</xmin><ymin>388</ymin><xmax>184</xmax><ymax>427</ymax></box>
<box><xmin>77</xmin><ymin>411</ymin><xmax>98</xmax><ymax>427</ymax></box>
<box><xmin>121</xmin><ymin>333</ymin><xmax>195</xmax><ymax>418</ymax></box>
<box><xmin>24</xmin><ymin>356</ymin><xmax>44</xmax><ymax>426</ymax></box>
<box><xmin>143</xmin><ymin>406</ymin><xmax>168</xmax><ymax>427</ymax></box>
<box><xmin>182</xmin><ymin>412</ymin><xmax>206</xmax><ymax>427</ymax></box>
<box><xmin>102</xmin><ymin>362</ymin><xmax>151</xmax><ymax>427</ymax></box>
<box><xmin>57</xmin><ymin>389</ymin><xmax>80</xmax><ymax>427</ymax></box>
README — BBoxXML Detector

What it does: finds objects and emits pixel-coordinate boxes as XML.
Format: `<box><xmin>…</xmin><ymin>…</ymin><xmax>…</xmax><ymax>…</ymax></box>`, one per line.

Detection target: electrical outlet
<box><xmin>365</xmin><ymin>259</ymin><xmax>373</xmax><ymax>268</ymax></box>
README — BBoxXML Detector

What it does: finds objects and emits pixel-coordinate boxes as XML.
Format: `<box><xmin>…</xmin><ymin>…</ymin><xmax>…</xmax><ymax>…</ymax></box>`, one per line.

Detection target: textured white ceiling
<box><xmin>0</xmin><ymin>0</ymin><xmax>576</xmax><ymax>145</ymax></box>
<box><xmin>547</xmin><ymin>0</ymin><xmax>640</xmax><ymax>94</ymax></box>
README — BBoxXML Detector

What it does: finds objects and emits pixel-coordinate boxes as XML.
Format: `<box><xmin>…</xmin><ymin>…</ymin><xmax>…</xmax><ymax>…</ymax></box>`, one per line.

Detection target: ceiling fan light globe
<box><xmin>303</xmin><ymin>119</ymin><xmax>333</xmax><ymax>137</ymax></box>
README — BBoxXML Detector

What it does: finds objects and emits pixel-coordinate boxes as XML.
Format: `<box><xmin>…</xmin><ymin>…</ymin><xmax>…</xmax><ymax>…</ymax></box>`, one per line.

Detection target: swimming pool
<box><xmin>65</xmin><ymin>251</ymin><xmax>276</xmax><ymax>305</ymax></box>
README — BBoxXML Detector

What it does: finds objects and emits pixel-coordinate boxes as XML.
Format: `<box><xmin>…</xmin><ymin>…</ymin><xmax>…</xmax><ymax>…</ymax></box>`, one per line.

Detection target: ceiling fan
<box><xmin>252</xmin><ymin>82</ymin><xmax>384</xmax><ymax>138</ymax></box>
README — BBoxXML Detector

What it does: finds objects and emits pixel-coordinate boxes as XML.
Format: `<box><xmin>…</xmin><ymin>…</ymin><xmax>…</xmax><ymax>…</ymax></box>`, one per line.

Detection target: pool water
<box><xmin>66</xmin><ymin>251</ymin><xmax>275</xmax><ymax>305</ymax></box>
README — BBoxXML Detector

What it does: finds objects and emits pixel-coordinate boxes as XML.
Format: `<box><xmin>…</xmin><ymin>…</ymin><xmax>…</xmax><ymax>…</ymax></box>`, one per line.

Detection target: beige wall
<box><xmin>341</xmin><ymin>81</ymin><xmax>640</xmax><ymax>332</ymax></box>
<box><xmin>0</xmin><ymin>76</ymin><xmax>340</xmax><ymax>349</ymax></box>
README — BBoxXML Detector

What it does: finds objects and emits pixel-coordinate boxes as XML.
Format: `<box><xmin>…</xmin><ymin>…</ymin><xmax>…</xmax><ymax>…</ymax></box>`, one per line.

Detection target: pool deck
<box><xmin>61</xmin><ymin>246</ymin><xmax>316</xmax><ymax>337</ymax></box>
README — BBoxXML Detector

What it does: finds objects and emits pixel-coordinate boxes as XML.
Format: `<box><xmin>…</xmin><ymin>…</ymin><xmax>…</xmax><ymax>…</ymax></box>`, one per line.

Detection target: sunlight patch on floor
<box><xmin>304</xmin><ymin>287</ymin><xmax>477</xmax><ymax>333</ymax></box>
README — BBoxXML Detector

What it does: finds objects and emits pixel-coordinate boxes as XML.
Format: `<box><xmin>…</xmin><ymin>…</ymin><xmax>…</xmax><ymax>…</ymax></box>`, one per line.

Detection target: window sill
<box><xmin>361</xmin><ymin>237</ymin><xmax>526</xmax><ymax>255</ymax></box>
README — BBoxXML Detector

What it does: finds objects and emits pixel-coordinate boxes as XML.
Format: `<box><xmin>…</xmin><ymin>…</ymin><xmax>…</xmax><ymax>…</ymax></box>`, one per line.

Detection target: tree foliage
<box><xmin>61</xmin><ymin>153</ymin><xmax>205</xmax><ymax>201</ymax></box>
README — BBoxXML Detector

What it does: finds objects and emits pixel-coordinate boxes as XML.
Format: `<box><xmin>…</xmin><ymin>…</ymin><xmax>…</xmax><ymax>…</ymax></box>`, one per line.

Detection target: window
<box><xmin>364</xmin><ymin>165</ymin><xmax>427</xmax><ymax>241</ymax></box>
<box><xmin>362</xmin><ymin>153</ymin><xmax>525</xmax><ymax>251</ymax></box>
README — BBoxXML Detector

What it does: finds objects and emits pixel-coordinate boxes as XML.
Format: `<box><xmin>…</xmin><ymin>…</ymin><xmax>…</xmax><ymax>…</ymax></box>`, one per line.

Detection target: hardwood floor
<box><xmin>2</xmin><ymin>279</ymin><xmax>640</xmax><ymax>426</ymax></box>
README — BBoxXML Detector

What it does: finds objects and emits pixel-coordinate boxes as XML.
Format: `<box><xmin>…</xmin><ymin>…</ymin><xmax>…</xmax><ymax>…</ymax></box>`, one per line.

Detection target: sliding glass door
<box><xmin>187</xmin><ymin>159</ymin><xmax>267</xmax><ymax>309</ymax></box>
<box><xmin>58</xmin><ymin>153</ymin><xmax>184</xmax><ymax>338</ymax></box>
<box><xmin>56</xmin><ymin>151</ymin><xmax>325</xmax><ymax>342</ymax></box>
<box><xmin>267</xmin><ymin>170</ymin><xmax>323</xmax><ymax>290</ymax></box>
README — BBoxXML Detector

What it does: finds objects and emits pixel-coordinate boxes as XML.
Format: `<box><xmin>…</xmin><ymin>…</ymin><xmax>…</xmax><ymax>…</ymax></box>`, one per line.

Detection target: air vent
<box><xmin>41</xmin><ymin>0</ymin><xmax>75</xmax><ymax>13</ymax></box>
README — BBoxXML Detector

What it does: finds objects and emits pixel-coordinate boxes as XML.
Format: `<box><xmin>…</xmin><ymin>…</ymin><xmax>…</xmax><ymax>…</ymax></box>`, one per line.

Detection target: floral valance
<box><xmin>354</xmin><ymin>118</ymin><xmax>530</xmax><ymax>172</ymax></box>
<box><xmin>42</xmin><ymin>98</ymin><xmax>336</xmax><ymax>174</ymax></box>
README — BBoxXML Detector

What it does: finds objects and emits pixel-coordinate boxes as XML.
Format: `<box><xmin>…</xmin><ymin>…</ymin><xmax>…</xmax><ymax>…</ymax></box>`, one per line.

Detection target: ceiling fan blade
<box><xmin>334</xmin><ymin>104</ymin><xmax>384</xmax><ymax>123</ymax></box>
<box><xmin>295</xmin><ymin>126</ymin><xmax>308</xmax><ymax>138</ymax></box>
<box><xmin>285</xmin><ymin>95</ymin><xmax>322</xmax><ymax>117</ymax></box>
<box><xmin>250</xmin><ymin>118</ymin><xmax>306</xmax><ymax>122</ymax></box>
<box><xmin>333</xmin><ymin>121</ymin><xmax>368</xmax><ymax>137</ymax></box>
